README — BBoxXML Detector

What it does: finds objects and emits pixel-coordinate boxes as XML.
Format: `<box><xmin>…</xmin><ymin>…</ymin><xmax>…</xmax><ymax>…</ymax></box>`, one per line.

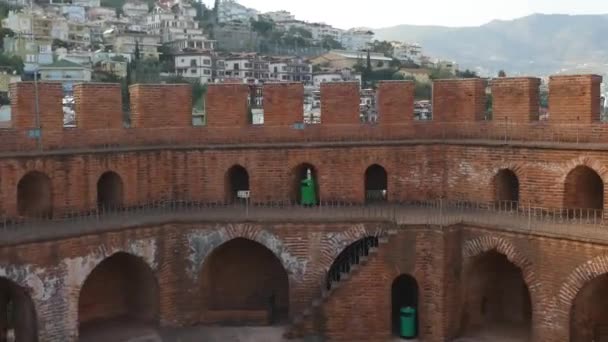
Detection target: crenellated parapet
<box><xmin>1</xmin><ymin>74</ymin><xmax>605</xmax><ymax>152</ymax></box>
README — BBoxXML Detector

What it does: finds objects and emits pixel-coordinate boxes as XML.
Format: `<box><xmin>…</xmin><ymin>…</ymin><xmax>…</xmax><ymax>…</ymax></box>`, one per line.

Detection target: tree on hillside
<box><xmin>498</xmin><ymin>70</ymin><xmax>507</xmax><ymax>77</ymax></box>
<box><xmin>320</xmin><ymin>36</ymin><xmax>343</xmax><ymax>50</ymax></box>
<box><xmin>456</xmin><ymin>69</ymin><xmax>479</xmax><ymax>78</ymax></box>
<box><xmin>370</xmin><ymin>40</ymin><xmax>394</xmax><ymax>57</ymax></box>
<box><xmin>250</xmin><ymin>18</ymin><xmax>274</xmax><ymax>37</ymax></box>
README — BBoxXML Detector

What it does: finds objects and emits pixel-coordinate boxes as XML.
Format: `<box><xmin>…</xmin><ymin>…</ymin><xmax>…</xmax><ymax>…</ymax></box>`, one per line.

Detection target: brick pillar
<box><xmin>74</xmin><ymin>83</ymin><xmax>123</xmax><ymax>129</ymax></box>
<box><xmin>549</xmin><ymin>74</ymin><xmax>602</xmax><ymax>123</ymax></box>
<box><xmin>320</xmin><ymin>82</ymin><xmax>360</xmax><ymax>124</ymax></box>
<box><xmin>263</xmin><ymin>82</ymin><xmax>304</xmax><ymax>126</ymax></box>
<box><xmin>10</xmin><ymin>82</ymin><xmax>63</xmax><ymax>130</ymax></box>
<box><xmin>129</xmin><ymin>84</ymin><xmax>192</xmax><ymax>128</ymax></box>
<box><xmin>377</xmin><ymin>80</ymin><xmax>414</xmax><ymax>124</ymax></box>
<box><xmin>432</xmin><ymin>79</ymin><xmax>486</xmax><ymax>122</ymax></box>
<box><xmin>205</xmin><ymin>83</ymin><xmax>249</xmax><ymax>127</ymax></box>
<box><xmin>491</xmin><ymin>77</ymin><xmax>541</xmax><ymax>122</ymax></box>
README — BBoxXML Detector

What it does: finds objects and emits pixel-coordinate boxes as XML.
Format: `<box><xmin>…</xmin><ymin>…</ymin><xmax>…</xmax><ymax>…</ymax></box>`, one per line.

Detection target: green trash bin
<box><xmin>400</xmin><ymin>306</ymin><xmax>416</xmax><ymax>338</ymax></box>
<box><xmin>300</xmin><ymin>169</ymin><xmax>317</xmax><ymax>206</ymax></box>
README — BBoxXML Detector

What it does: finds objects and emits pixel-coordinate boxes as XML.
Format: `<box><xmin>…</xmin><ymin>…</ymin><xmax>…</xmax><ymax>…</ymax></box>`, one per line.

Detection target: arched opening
<box><xmin>570</xmin><ymin>273</ymin><xmax>608</xmax><ymax>341</ymax></box>
<box><xmin>365</xmin><ymin>164</ymin><xmax>388</xmax><ymax>203</ymax></box>
<box><xmin>17</xmin><ymin>171</ymin><xmax>52</xmax><ymax>218</ymax></box>
<box><xmin>292</xmin><ymin>163</ymin><xmax>319</xmax><ymax>205</ymax></box>
<box><xmin>459</xmin><ymin>250</ymin><xmax>532</xmax><ymax>340</ymax></box>
<box><xmin>326</xmin><ymin>236</ymin><xmax>379</xmax><ymax>290</ymax></box>
<box><xmin>78</xmin><ymin>253</ymin><xmax>159</xmax><ymax>341</ymax></box>
<box><xmin>200</xmin><ymin>238</ymin><xmax>289</xmax><ymax>325</ymax></box>
<box><xmin>494</xmin><ymin>169</ymin><xmax>519</xmax><ymax>209</ymax></box>
<box><xmin>97</xmin><ymin>171</ymin><xmax>124</xmax><ymax>210</ymax></box>
<box><xmin>225</xmin><ymin>165</ymin><xmax>250</xmax><ymax>203</ymax></box>
<box><xmin>564</xmin><ymin>166</ymin><xmax>604</xmax><ymax>214</ymax></box>
<box><xmin>391</xmin><ymin>274</ymin><xmax>419</xmax><ymax>337</ymax></box>
<box><xmin>0</xmin><ymin>278</ymin><xmax>38</xmax><ymax>342</ymax></box>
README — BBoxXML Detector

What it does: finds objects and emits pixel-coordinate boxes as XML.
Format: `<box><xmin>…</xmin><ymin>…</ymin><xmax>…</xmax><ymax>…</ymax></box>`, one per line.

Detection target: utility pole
<box><xmin>29</xmin><ymin>0</ymin><xmax>41</xmax><ymax>150</ymax></box>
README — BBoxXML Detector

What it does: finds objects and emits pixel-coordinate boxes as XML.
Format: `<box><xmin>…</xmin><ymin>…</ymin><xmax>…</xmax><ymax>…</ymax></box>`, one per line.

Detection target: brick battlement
<box><xmin>3</xmin><ymin>74</ymin><xmax>605</xmax><ymax>153</ymax></box>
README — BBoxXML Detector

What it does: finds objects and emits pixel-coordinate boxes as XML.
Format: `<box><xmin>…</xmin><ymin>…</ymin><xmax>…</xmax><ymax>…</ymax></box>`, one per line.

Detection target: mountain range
<box><xmin>374</xmin><ymin>14</ymin><xmax>608</xmax><ymax>76</ymax></box>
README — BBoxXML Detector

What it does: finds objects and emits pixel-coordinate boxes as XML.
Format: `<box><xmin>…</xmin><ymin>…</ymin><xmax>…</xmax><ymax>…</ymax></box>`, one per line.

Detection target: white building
<box><xmin>262</xmin><ymin>10</ymin><xmax>294</xmax><ymax>22</ymax></box>
<box><xmin>277</xmin><ymin>20</ymin><xmax>342</xmax><ymax>42</ymax></box>
<box><xmin>341</xmin><ymin>28</ymin><xmax>374</xmax><ymax>51</ymax></box>
<box><xmin>224</xmin><ymin>56</ymin><xmax>269</xmax><ymax>82</ymax></box>
<box><xmin>123</xmin><ymin>1</ymin><xmax>149</xmax><ymax>17</ymax></box>
<box><xmin>313</xmin><ymin>69</ymin><xmax>362</xmax><ymax>88</ymax></box>
<box><xmin>217</xmin><ymin>0</ymin><xmax>258</xmax><ymax>23</ymax></box>
<box><xmin>392</xmin><ymin>42</ymin><xmax>422</xmax><ymax>64</ymax></box>
<box><xmin>174</xmin><ymin>52</ymin><xmax>223</xmax><ymax>84</ymax></box>
<box><xmin>146</xmin><ymin>5</ymin><xmax>213</xmax><ymax>51</ymax></box>
<box><xmin>112</xmin><ymin>32</ymin><xmax>161</xmax><ymax>59</ymax></box>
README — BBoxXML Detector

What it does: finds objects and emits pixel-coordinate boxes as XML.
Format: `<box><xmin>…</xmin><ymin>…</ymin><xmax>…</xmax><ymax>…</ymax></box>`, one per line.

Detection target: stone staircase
<box><xmin>285</xmin><ymin>229</ymin><xmax>396</xmax><ymax>339</ymax></box>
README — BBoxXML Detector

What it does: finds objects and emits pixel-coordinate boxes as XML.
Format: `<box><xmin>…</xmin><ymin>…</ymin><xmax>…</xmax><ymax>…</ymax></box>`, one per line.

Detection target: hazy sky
<box><xmin>202</xmin><ymin>0</ymin><xmax>608</xmax><ymax>29</ymax></box>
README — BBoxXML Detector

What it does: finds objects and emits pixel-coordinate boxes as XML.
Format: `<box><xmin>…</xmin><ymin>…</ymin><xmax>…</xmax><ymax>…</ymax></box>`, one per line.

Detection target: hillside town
<box><xmin>0</xmin><ymin>0</ymin><xmax>465</xmax><ymax>123</ymax></box>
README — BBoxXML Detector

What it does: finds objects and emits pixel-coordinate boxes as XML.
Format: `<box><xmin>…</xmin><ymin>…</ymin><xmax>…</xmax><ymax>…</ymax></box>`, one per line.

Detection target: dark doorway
<box><xmin>565</xmin><ymin>166</ymin><xmax>604</xmax><ymax>214</ymax></box>
<box><xmin>391</xmin><ymin>274</ymin><xmax>419</xmax><ymax>337</ymax></box>
<box><xmin>17</xmin><ymin>171</ymin><xmax>52</xmax><ymax>218</ymax></box>
<box><xmin>292</xmin><ymin>163</ymin><xmax>319</xmax><ymax>205</ymax></box>
<box><xmin>78</xmin><ymin>252</ymin><xmax>159</xmax><ymax>340</ymax></box>
<box><xmin>97</xmin><ymin>172</ymin><xmax>124</xmax><ymax>210</ymax></box>
<box><xmin>494</xmin><ymin>169</ymin><xmax>519</xmax><ymax>210</ymax></box>
<box><xmin>365</xmin><ymin>164</ymin><xmax>388</xmax><ymax>203</ymax></box>
<box><xmin>226</xmin><ymin>165</ymin><xmax>250</xmax><ymax>203</ymax></box>
<box><xmin>571</xmin><ymin>273</ymin><xmax>608</xmax><ymax>342</ymax></box>
<box><xmin>0</xmin><ymin>278</ymin><xmax>38</xmax><ymax>342</ymax></box>
<box><xmin>460</xmin><ymin>250</ymin><xmax>532</xmax><ymax>340</ymax></box>
<box><xmin>200</xmin><ymin>238</ymin><xmax>289</xmax><ymax>325</ymax></box>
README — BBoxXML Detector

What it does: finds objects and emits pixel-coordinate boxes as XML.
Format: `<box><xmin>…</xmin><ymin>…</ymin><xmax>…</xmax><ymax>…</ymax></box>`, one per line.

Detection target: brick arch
<box><xmin>558</xmin><ymin>254</ymin><xmax>608</xmax><ymax>309</ymax></box>
<box><xmin>189</xmin><ymin>224</ymin><xmax>307</xmax><ymax>281</ymax></box>
<box><xmin>462</xmin><ymin>236</ymin><xmax>539</xmax><ymax>296</ymax></box>
<box><xmin>558</xmin><ymin>157</ymin><xmax>608</xmax><ymax>184</ymax></box>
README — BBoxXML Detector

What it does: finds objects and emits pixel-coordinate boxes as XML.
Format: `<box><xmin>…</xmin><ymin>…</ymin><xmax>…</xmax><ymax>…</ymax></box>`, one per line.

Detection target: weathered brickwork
<box><xmin>4</xmin><ymin>74</ymin><xmax>608</xmax><ymax>342</ymax></box>
<box><xmin>491</xmin><ymin>77</ymin><xmax>541</xmax><ymax>122</ymax></box>
<box><xmin>432</xmin><ymin>78</ymin><xmax>486</xmax><ymax>122</ymax></box>
<box><xmin>549</xmin><ymin>74</ymin><xmax>603</xmax><ymax>123</ymax></box>
<box><xmin>73</xmin><ymin>83</ymin><xmax>123</xmax><ymax>129</ymax></box>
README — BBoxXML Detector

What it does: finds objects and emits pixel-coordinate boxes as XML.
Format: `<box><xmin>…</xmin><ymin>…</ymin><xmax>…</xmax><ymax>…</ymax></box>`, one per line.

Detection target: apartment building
<box><xmin>261</xmin><ymin>10</ymin><xmax>294</xmax><ymax>22</ymax></box>
<box><xmin>276</xmin><ymin>20</ymin><xmax>343</xmax><ymax>42</ymax></box>
<box><xmin>174</xmin><ymin>52</ymin><xmax>221</xmax><ymax>84</ymax></box>
<box><xmin>392</xmin><ymin>41</ymin><xmax>422</xmax><ymax>64</ymax></box>
<box><xmin>122</xmin><ymin>1</ymin><xmax>149</xmax><ymax>17</ymax></box>
<box><xmin>269</xmin><ymin>58</ymin><xmax>312</xmax><ymax>83</ymax></box>
<box><xmin>113</xmin><ymin>32</ymin><xmax>161</xmax><ymax>59</ymax></box>
<box><xmin>341</xmin><ymin>28</ymin><xmax>374</xmax><ymax>51</ymax></box>
<box><xmin>146</xmin><ymin>4</ymin><xmax>213</xmax><ymax>52</ymax></box>
<box><xmin>224</xmin><ymin>56</ymin><xmax>270</xmax><ymax>82</ymax></box>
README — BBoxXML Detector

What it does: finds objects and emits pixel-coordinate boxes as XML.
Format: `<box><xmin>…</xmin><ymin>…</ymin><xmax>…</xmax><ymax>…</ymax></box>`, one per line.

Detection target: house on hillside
<box><xmin>38</xmin><ymin>59</ymin><xmax>92</xmax><ymax>83</ymax></box>
<box><xmin>309</xmin><ymin>50</ymin><xmax>392</xmax><ymax>71</ymax></box>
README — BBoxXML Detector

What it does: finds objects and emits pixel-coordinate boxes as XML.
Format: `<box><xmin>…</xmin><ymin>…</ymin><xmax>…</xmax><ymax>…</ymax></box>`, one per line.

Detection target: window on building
<box><xmin>244</xmin><ymin>63</ymin><xmax>252</xmax><ymax>68</ymax></box>
<box><xmin>190</xmin><ymin>59</ymin><xmax>197</xmax><ymax>67</ymax></box>
<box><xmin>282</xmin><ymin>75</ymin><xmax>289</xmax><ymax>80</ymax></box>
<box><xmin>234</xmin><ymin>63</ymin><xmax>239</xmax><ymax>70</ymax></box>
<box><xmin>203</xmin><ymin>59</ymin><xmax>211</xmax><ymax>65</ymax></box>
<box><xmin>191</xmin><ymin>69</ymin><xmax>196</xmax><ymax>74</ymax></box>
<box><xmin>204</xmin><ymin>69</ymin><xmax>211</xmax><ymax>75</ymax></box>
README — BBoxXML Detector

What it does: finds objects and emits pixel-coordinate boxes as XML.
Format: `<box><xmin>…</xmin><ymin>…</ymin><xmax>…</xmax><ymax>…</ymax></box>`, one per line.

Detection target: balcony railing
<box><xmin>2</xmin><ymin>199</ymin><xmax>608</xmax><ymax>246</ymax></box>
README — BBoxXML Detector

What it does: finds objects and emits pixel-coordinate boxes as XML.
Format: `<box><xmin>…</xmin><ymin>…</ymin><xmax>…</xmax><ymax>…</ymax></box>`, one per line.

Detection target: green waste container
<box><xmin>400</xmin><ymin>307</ymin><xmax>416</xmax><ymax>338</ymax></box>
<box><xmin>300</xmin><ymin>177</ymin><xmax>317</xmax><ymax>206</ymax></box>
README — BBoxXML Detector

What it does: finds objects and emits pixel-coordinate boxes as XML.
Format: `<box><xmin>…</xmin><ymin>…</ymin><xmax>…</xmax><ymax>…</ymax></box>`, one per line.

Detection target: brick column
<box><xmin>129</xmin><ymin>84</ymin><xmax>192</xmax><ymax>128</ymax></box>
<box><xmin>377</xmin><ymin>80</ymin><xmax>414</xmax><ymax>124</ymax></box>
<box><xmin>432</xmin><ymin>78</ymin><xmax>486</xmax><ymax>122</ymax></box>
<box><xmin>205</xmin><ymin>83</ymin><xmax>249</xmax><ymax>127</ymax></box>
<box><xmin>10</xmin><ymin>82</ymin><xmax>63</xmax><ymax>130</ymax></box>
<box><xmin>549</xmin><ymin>74</ymin><xmax>602</xmax><ymax>123</ymax></box>
<box><xmin>263</xmin><ymin>82</ymin><xmax>304</xmax><ymax>126</ymax></box>
<box><xmin>74</xmin><ymin>83</ymin><xmax>123</xmax><ymax>129</ymax></box>
<box><xmin>491</xmin><ymin>77</ymin><xmax>541</xmax><ymax>122</ymax></box>
<box><xmin>320</xmin><ymin>82</ymin><xmax>360</xmax><ymax>124</ymax></box>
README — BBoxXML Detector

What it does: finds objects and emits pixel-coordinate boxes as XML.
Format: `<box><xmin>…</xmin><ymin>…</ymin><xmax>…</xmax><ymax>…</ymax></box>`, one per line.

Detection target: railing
<box><xmin>4</xmin><ymin>121</ymin><xmax>608</xmax><ymax>154</ymax></box>
<box><xmin>3</xmin><ymin>199</ymin><xmax>608</xmax><ymax>246</ymax></box>
<box><xmin>325</xmin><ymin>233</ymin><xmax>383</xmax><ymax>291</ymax></box>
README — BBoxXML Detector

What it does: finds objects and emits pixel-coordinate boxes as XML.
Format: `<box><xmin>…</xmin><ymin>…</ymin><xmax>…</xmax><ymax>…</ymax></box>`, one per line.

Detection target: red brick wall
<box><xmin>377</xmin><ymin>81</ymin><xmax>414</xmax><ymax>124</ymax></box>
<box><xmin>320</xmin><ymin>82</ymin><xmax>360</xmax><ymax>124</ymax></box>
<box><xmin>205</xmin><ymin>84</ymin><xmax>249</xmax><ymax>127</ymax></box>
<box><xmin>129</xmin><ymin>84</ymin><xmax>192</xmax><ymax>128</ymax></box>
<box><xmin>263</xmin><ymin>83</ymin><xmax>304</xmax><ymax>126</ymax></box>
<box><xmin>74</xmin><ymin>83</ymin><xmax>123</xmax><ymax>129</ymax></box>
<box><xmin>10</xmin><ymin>82</ymin><xmax>63</xmax><ymax>130</ymax></box>
<box><xmin>549</xmin><ymin>74</ymin><xmax>603</xmax><ymax>123</ymax></box>
<box><xmin>491</xmin><ymin>77</ymin><xmax>541</xmax><ymax>122</ymax></box>
<box><xmin>432</xmin><ymin>79</ymin><xmax>486</xmax><ymax>122</ymax></box>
